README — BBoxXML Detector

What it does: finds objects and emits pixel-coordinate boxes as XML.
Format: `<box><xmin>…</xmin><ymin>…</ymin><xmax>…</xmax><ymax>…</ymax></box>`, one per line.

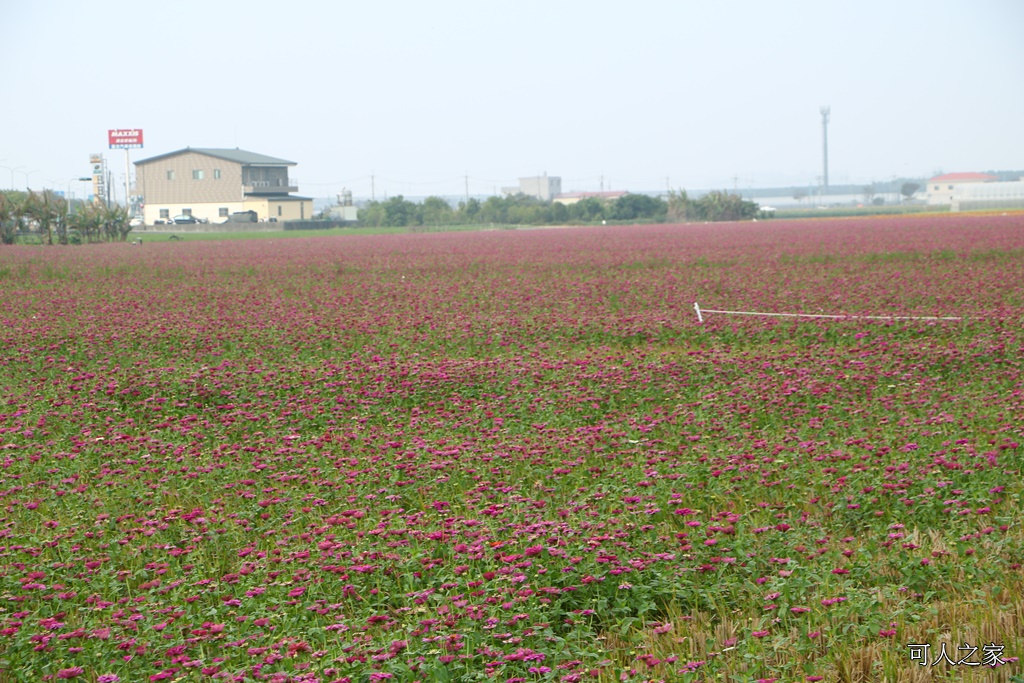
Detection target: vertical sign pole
<box><xmin>124</xmin><ymin>147</ymin><xmax>131</xmax><ymax>211</ymax></box>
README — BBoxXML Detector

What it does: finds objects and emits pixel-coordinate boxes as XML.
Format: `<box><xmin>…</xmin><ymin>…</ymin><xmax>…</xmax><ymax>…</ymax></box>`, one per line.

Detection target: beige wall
<box><xmin>929</xmin><ymin>179</ymin><xmax>1024</xmax><ymax>210</ymax></box>
<box><xmin>137</xmin><ymin>152</ymin><xmax>245</xmax><ymax>204</ymax></box>
<box><xmin>518</xmin><ymin>176</ymin><xmax>561</xmax><ymax>200</ymax></box>
<box><xmin>143</xmin><ymin>201</ymin><xmax>247</xmax><ymax>225</ymax></box>
<box><xmin>144</xmin><ymin>198</ymin><xmax>313</xmax><ymax>224</ymax></box>
<box><xmin>553</xmin><ymin>193</ymin><xmax>627</xmax><ymax>206</ymax></box>
<box><xmin>243</xmin><ymin>197</ymin><xmax>313</xmax><ymax>222</ymax></box>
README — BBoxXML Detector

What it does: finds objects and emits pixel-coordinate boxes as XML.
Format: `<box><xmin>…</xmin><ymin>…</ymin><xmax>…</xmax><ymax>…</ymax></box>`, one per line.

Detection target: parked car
<box><xmin>229</xmin><ymin>210</ymin><xmax>258</xmax><ymax>223</ymax></box>
<box><xmin>129</xmin><ymin>216</ymin><xmax>145</xmax><ymax>228</ymax></box>
<box><xmin>173</xmin><ymin>215</ymin><xmax>199</xmax><ymax>224</ymax></box>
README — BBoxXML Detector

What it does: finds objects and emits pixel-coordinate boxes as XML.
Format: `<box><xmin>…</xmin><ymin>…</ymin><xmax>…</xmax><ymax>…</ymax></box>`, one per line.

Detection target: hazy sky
<box><xmin>2</xmin><ymin>0</ymin><xmax>1022</xmax><ymax>201</ymax></box>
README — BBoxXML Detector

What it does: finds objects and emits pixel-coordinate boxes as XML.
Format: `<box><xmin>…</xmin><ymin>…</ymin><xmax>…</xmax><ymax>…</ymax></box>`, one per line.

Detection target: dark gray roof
<box><xmin>246</xmin><ymin>194</ymin><xmax>313</xmax><ymax>201</ymax></box>
<box><xmin>135</xmin><ymin>147</ymin><xmax>296</xmax><ymax>166</ymax></box>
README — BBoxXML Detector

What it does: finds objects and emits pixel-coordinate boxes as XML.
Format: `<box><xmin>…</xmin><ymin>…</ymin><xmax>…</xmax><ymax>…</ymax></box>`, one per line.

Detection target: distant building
<box><xmin>326</xmin><ymin>188</ymin><xmax>359</xmax><ymax>222</ymax></box>
<box><xmin>135</xmin><ymin>147</ymin><xmax>314</xmax><ymax>224</ymax></box>
<box><xmin>926</xmin><ymin>172</ymin><xmax>996</xmax><ymax>206</ymax></box>
<box><xmin>553</xmin><ymin>190</ymin><xmax>628</xmax><ymax>206</ymax></box>
<box><xmin>926</xmin><ymin>172</ymin><xmax>1024</xmax><ymax>211</ymax></box>
<box><xmin>502</xmin><ymin>175</ymin><xmax>562</xmax><ymax>201</ymax></box>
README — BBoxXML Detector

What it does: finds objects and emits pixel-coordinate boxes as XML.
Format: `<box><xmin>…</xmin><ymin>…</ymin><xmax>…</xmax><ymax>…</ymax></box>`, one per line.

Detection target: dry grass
<box><xmin>592</xmin><ymin>585</ymin><xmax>1024</xmax><ymax>682</ymax></box>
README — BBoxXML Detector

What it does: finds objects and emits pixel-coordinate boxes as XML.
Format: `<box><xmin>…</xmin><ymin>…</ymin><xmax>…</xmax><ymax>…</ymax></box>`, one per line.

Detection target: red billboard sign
<box><xmin>108</xmin><ymin>129</ymin><xmax>143</xmax><ymax>149</ymax></box>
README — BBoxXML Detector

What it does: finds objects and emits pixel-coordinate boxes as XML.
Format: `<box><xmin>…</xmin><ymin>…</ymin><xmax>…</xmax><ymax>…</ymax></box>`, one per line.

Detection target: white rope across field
<box><xmin>693</xmin><ymin>302</ymin><xmax>963</xmax><ymax>323</ymax></box>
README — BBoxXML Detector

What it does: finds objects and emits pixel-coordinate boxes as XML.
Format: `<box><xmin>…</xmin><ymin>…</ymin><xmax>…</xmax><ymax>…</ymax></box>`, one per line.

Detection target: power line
<box><xmin>821</xmin><ymin>105</ymin><xmax>831</xmax><ymax>193</ymax></box>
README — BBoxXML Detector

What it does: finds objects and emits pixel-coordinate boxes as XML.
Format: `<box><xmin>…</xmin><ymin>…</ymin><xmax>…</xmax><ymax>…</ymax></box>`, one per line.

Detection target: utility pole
<box><xmin>465</xmin><ymin>173</ymin><xmax>469</xmax><ymax>204</ymax></box>
<box><xmin>820</xmin><ymin>106</ymin><xmax>830</xmax><ymax>194</ymax></box>
<box><xmin>371</xmin><ymin>174</ymin><xmax>375</xmax><ymax>202</ymax></box>
<box><xmin>124</xmin><ymin>148</ymin><xmax>131</xmax><ymax>212</ymax></box>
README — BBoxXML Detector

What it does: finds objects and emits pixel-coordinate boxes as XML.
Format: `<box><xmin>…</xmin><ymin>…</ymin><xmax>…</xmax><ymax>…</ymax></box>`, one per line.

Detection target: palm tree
<box><xmin>0</xmin><ymin>191</ymin><xmax>31</xmax><ymax>245</ymax></box>
<box><xmin>24</xmin><ymin>190</ymin><xmax>68</xmax><ymax>246</ymax></box>
<box><xmin>69</xmin><ymin>202</ymin><xmax>101</xmax><ymax>243</ymax></box>
<box><xmin>0</xmin><ymin>193</ymin><xmax>14</xmax><ymax>245</ymax></box>
<box><xmin>667</xmin><ymin>189</ymin><xmax>691</xmax><ymax>223</ymax></box>
<box><xmin>101</xmin><ymin>202</ymin><xmax>130</xmax><ymax>242</ymax></box>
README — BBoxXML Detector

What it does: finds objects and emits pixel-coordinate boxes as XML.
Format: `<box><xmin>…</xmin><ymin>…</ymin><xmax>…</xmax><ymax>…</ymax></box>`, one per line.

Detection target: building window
<box><xmin>159</xmin><ymin>208</ymin><xmax>169</xmax><ymax>219</ymax></box>
<box><xmin>934</xmin><ymin>185</ymin><xmax>939</xmax><ymax>190</ymax></box>
<box><xmin>277</xmin><ymin>205</ymin><xmax>282</xmax><ymax>216</ymax></box>
<box><xmin>166</xmin><ymin>170</ymin><xmax>175</xmax><ymax>181</ymax></box>
<box><xmin>193</xmin><ymin>170</ymin><xmax>204</xmax><ymax>180</ymax></box>
<box><xmin>182</xmin><ymin>208</ymin><xmax>192</xmax><ymax>216</ymax></box>
<box><xmin>214</xmin><ymin>169</ymin><xmax>221</xmax><ymax>179</ymax></box>
<box><xmin>219</xmin><ymin>207</ymin><xmax>229</xmax><ymax>217</ymax></box>
<box><xmin>948</xmin><ymin>185</ymin><xmax>953</xmax><ymax>190</ymax></box>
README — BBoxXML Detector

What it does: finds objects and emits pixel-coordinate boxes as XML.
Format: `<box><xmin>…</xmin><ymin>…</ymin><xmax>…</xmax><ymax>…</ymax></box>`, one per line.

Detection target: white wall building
<box><xmin>926</xmin><ymin>172</ymin><xmax>1024</xmax><ymax>211</ymax></box>
<box><xmin>502</xmin><ymin>175</ymin><xmax>562</xmax><ymax>201</ymax></box>
<box><xmin>135</xmin><ymin>148</ymin><xmax>313</xmax><ymax>224</ymax></box>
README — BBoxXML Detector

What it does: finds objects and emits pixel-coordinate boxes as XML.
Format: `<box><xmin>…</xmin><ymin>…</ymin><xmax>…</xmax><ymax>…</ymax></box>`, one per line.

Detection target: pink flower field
<box><xmin>0</xmin><ymin>213</ymin><xmax>1022</xmax><ymax>682</ymax></box>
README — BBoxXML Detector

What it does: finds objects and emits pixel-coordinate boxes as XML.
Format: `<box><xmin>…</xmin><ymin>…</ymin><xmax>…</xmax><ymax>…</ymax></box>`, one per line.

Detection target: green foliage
<box><xmin>383</xmin><ymin>195</ymin><xmax>418</xmax><ymax>226</ymax></box>
<box><xmin>459</xmin><ymin>197</ymin><xmax>481</xmax><ymax>219</ymax></box>
<box><xmin>357</xmin><ymin>192</ymin><xmax>667</xmax><ymax>228</ymax></box>
<box><xmin>421</xmin><ymin>196</ymin><xmax>455</xmax><ymax>226</ymax></box>
<box><xmin>667</xmin><ymin>189</ymin><xmax>691</xmax><ymax>222</ymax></box>
<box><xmin>668</xmin><ymin>188</ymin><xmax>760</xmax><ymax>222</ymax></box>
<box><xmin>551</xmin><ymin>200</ymin><xmax>569</xmax><ymax>223</ymax></box>
<box><xmin>357</xmin><ymin>199</ymin><xmax>386</xmax><ymax>227</ymax></box>
<box><xmin>609</xmin><ymin>193</ymin><xmax>667</xmax><ymax>221</ymax></box>
<box><xmin>0</xmin><ymin>192</ymin><xmax>17</xmax><ymax>244</ymax></box>
<box><xmin>0</xmin><ymin>191</ymin><xmax>131</xmax><ymax>245</ymax></box>
<box><xmin>570</xmin><ymin>196</ymin><xmax>606</xmax><ymax>222</ymax></box>
<box><xmin>24</xmin><ymin>189</ymin><xmax>69</xmax><ymax>245</ymax></box>
<box><xmin>693</xmin><ymin>189</ymin><xmax>761</xmax><ymax>221</ymax></box>
<box><xmin>67</xmin><ymin>201</ymin><xmax>132</xmax><ymax>243</ymax></box>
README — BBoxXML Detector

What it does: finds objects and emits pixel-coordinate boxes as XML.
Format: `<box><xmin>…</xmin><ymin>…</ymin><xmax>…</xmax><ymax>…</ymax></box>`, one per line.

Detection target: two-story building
<box><xmin>135</xmin><ymin>147</ymin><xmax>314</xmax><ymax>224</ymax></box>
<box><xmin>925</xmin><ymin>172</ymin><xmax>1024</xmax><ymax>211</ymax></box>
<box><xmin>925</xmin><ymin>172</ymin><xmax>997</xmax><ymax>207</ymax></box>
<box><xmin>501</xmin><ymin>175</ymin><xmax>562</xmax><ymax>201</ymax></box>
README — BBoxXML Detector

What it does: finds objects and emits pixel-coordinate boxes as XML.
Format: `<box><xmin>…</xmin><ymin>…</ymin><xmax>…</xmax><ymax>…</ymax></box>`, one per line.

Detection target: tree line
<box><xmin>666</xmin><ymin>190</ymin><xmax>762</xmax><ymax>222</ymax></box>
<box><xmin>1</xmin><ymin>188</ymin><xmax>764</xmax><ymax>243</ymax></box>
<box><xmin>0</xmin><ymin>190</ymin><xmax>133</xmax><ymax>245</ymax></box>
<box><xmin>356</xmin><ymin>191</ymin><xmax>762</xmax><ymax>228</ymax></box>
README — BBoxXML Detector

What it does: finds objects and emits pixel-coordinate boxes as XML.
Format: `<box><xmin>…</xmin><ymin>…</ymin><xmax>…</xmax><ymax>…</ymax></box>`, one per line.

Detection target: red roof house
<box><xmin>928</xmin><ymin>172</ymin><xmax>996</xmax><ymax>184</ymax></box>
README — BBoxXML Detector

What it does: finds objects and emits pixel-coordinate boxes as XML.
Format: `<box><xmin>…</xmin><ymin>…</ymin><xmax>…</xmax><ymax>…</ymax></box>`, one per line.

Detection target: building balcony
<box><xmin>244</xmin><ymin>179</ymin><xmax>298</xmax><ymax>194</ymax></box>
